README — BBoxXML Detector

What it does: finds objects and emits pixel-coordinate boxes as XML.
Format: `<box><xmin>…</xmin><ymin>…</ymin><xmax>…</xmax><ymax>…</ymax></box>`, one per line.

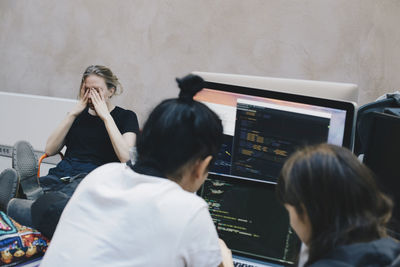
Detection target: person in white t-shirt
<box><xmin>40</xmin><ymin>74</ymin><xmax>233</xmax><ymax>267</ymax></box>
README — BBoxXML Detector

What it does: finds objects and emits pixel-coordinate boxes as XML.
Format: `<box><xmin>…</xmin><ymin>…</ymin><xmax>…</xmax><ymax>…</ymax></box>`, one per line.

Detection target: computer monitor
<box><xmin>363</xmin><ymin>112</ymin><xmax>400</xmax><ymax>238</ymax></box>
<box><xmin>194</xmin><ymin>80</ymin><xmax>356</xmax><ymax>183</ymax></box>
<box><xmin>193</xmin><ymin>71</ymin><xmax>359</xmax><ymax>103</ymax></box>
<box><xmin>198</xmin><ymin>173</ymin><xmax>301</xmax><ymax>267</ymax></box>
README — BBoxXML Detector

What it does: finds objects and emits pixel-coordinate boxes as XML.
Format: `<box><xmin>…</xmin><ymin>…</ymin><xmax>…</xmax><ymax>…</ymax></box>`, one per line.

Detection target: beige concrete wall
<box><xmin>1</xmin><ymin>0</ymin><xmax>400</xmax><ymax>125</ymax></box>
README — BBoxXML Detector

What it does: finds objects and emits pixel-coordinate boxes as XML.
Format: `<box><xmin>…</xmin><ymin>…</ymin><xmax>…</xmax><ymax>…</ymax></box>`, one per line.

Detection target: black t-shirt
<box><xmin>64</xmin><ymin>106</ymin><xmax>139</xmax><ymax>165</ymax></box>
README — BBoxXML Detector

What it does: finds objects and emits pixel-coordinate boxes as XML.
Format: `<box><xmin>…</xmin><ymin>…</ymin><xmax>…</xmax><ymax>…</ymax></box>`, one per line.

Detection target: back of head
<box><xmin>136</xmin><ymin>74</ymin><xmax>223</xmax><ymax>179</ymax></box>
<box><xmin>276</xmin><ymin>144</ymin><xmax>393</xmax><ymax>265</ymax></box>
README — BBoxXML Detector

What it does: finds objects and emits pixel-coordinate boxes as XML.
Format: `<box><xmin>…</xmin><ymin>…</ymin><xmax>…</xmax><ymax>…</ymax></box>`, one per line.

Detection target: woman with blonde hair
<box><xmin>5</xmin><ymin>65</ymin><xmax>139</xmax><ymax>238</ymax></box>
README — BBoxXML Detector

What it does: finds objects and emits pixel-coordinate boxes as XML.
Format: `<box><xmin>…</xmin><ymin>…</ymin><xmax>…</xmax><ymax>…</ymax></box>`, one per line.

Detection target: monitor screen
<box><xmin>195</xmin><ymin>82</ymin><xmax>355</xmax><ymax>183</ymax></box>
<box><xmin>363</xmin><ymin>112</ymin><xmax>400</xmax><ymax>238</ymax></box>
<box><xmin>198</xmin><ymin>173</ymin><xmax>301</xmax><ymax>266</ymax></box>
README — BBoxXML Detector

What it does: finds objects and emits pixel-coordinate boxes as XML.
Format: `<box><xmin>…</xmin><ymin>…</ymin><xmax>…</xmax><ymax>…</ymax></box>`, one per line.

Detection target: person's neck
<box><xmin>174</xmin><ymin>175</ymin><xmax>195</xmax><ymax>192</ymax></box>
<box><xmin>88</xmin><ymin>104</ymin><xmax>115</xmax><ymax>116</ymax></box>
<box><xmin>130</xmin><ymin>159</ymin><xmax>197</xmax><ymax>192</ymax></box>
<box><xmin>130</xmin><ymin>159</ymin><xmax>165</xmax><ymax>179</ymax></box>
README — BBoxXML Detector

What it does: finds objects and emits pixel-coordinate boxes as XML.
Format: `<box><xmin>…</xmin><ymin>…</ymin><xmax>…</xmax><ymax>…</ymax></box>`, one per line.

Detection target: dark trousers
<box><xmin>8</xmin><ymin>173</ymin><xmax>86</xmax><ymax>239</ymax></box>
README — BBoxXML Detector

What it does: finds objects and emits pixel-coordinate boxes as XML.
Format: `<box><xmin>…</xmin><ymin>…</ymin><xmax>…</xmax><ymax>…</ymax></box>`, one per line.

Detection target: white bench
<box><xmin>0</xmin><ymin>91</ymin><xmax>77</xmax><ymax>174</ymax></box>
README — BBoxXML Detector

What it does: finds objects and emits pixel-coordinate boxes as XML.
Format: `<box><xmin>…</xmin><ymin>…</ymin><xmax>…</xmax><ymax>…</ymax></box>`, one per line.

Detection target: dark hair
<box><xmin>276</xmin><ymin>144</ymin><xmax>393</xmax><ymax>266</ymax></box>
<box><xmin>80</xmin><ymin>65</ymin><xmax>123</xmax><ymax>95</ymax></box>
<box><xmin>136</xmin><ymin>74</ymin><xmax>223</xmax><ymax>179</ymax></box>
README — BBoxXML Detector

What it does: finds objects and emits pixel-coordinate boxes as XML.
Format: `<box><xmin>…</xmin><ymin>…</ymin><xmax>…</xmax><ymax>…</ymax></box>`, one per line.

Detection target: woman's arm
<box><xmin>218</xmin><ymin>239</ymin><xmax>233</xmax><ymax>267</ymax></box>
<box><xmin>103</xmin><ymin>118</ymin><xmax>136</xmax><ymax>163</ymax></box>
<box><xmin>89</xmin><ymin>88</ymin><xmax>136</xmax><ymax>163</ymax></box>
<box><xmin>45</xmin><ymin>89</ymin><xmax>89</xmax><ymax>156</ymax></box>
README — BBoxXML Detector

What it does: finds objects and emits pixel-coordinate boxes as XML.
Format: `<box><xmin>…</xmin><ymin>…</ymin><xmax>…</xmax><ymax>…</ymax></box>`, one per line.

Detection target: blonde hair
<box><xmin>80</xmin><ymin>65</ymin><xmax>123</xmax><ymax>96</ymax></box>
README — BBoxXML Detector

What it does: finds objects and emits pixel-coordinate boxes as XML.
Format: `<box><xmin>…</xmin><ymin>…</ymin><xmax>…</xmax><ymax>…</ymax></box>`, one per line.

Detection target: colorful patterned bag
<box><xmin>0</xmin><ymin>211</ymin><xmax>49</xmax><ymax>266</ymax></box>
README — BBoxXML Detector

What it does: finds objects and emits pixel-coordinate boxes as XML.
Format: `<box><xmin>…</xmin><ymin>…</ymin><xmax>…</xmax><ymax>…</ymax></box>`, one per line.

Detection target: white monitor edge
<box><xmin>192</xmin><ymin>71</ymin><xmax>359</xmax><ymax>105</ymax></box>
<box><xmin>192</xmin><ymin>71</ymin><xmax>358</xmax><ymax>151</ymax></box>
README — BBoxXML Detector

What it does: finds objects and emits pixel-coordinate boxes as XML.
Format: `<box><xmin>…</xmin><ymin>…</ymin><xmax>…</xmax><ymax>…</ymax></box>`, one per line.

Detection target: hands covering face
<box><xmin>87</xmin><ymin>87</ymin><xmax>111</xmax><ymax>120</ymax></box>
<box><xmin>69</xmin><ymin>86</ymin><xmax>90</xmax><ymax>117</ymax></box>
<box><xmin>85</xmin><ymin>87</ymin><xmax>104</xmax><ymax>110</ymax></box>
<box><xmin>73</xmin><ymin>75</ymin><xmax>114</xmax><ymax>119</ymax></box>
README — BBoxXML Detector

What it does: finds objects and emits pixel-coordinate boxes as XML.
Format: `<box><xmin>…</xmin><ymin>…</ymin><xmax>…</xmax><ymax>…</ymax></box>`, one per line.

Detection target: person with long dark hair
<box><xmin>277</xmin><ymin>144</ymin><xmax>400</xmax><ymax>266</ymax></box>
<box><xmin>40</xmin><ymin>74</ymin><xmax>233</xmax><ymax>267</ymax></box>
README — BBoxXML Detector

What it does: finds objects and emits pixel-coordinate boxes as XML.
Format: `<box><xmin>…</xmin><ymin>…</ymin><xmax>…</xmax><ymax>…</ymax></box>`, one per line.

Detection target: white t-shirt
<box><xmin>40</xmin><ymin>163</ymin><xmax>222</xmax><ymax>267</ymax></box>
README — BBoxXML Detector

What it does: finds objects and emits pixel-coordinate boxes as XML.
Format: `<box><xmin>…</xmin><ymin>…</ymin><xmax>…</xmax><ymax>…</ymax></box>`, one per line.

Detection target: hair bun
<box><xmin>176</xmin><ymin>74</ymin><xmax>204</xmax><ymax>101</ymax></box>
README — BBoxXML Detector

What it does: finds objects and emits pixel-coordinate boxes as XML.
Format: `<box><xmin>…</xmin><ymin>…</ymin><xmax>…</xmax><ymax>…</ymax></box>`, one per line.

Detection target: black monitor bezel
<box><xmin>203</xmin><ymin>81</ymin><xmax>356</xmax><ymax>149</ymax></box>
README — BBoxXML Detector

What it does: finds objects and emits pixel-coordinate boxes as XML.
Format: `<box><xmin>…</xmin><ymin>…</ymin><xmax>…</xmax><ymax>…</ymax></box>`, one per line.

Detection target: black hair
<box><xmin>276</xmin><ymin>144</ymin><xmax>393</xmax><ymax>266</ymax></box>
<box><xmin>135</xmin><ymin>74</ymin><xmax>223</xmax><ymax>179</ymax></box>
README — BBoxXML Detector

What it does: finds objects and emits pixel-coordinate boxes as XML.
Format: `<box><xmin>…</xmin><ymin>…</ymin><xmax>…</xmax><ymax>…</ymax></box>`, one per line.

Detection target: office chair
<box><xmin>37</xmin><ymin>152</ymin><xmax>63</xmax><ymax>177</ymax></box>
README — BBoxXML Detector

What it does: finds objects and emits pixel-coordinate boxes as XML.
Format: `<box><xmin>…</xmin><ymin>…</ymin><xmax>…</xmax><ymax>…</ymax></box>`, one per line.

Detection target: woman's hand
<box><xmin>45</xmin><ymin>86</ymin><xmax>88</xmax><ymax>156</ymax></box>
<box><xmin>89</xmin><ymin>87</ymin><xmax>134</xmax><ymax>162</ymax></box>
<box><xmin>89</xmin><ymin>88</ymin><xmax>111</xmax><ymax>121</ymax></box>
<box><xmin>70</xmin><ymin>86</ymin><xmax>89</xmax><ymax>117</ymax></box>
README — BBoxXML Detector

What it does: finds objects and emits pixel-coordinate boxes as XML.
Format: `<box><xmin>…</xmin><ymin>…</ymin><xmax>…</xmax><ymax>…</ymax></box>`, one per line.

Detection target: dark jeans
<box><xmin>9</xmin><ymin>173</ymin><xmax>88</xmax><ymax>239</ymax></box>
<box><xmin>48</xmin><ymin>157</ymin><xmax>98</xmax><ymax>178</ymax></box>
<box><xmin>32</xmin><ymin>173</ymin><xmax>87</xmax><ymax>238</ymax></box>
<box><xmin>9</xmin><ymin>157</ymin><xmax>98</xmax><ymax>238</ymax></box>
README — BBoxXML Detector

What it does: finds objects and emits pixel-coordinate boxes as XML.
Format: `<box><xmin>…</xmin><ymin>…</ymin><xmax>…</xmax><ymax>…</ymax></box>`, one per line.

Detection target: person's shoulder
<box><xmin>113</xmin><ymin>106</ymin><xmax>138</xmax><ymax>123</ymax></box>
<box><xmin>111</xmin><ymin>106</ymin><xmax>139</xmax><ymax>132</ymax></box>
<box><xmin>146</xmin><ymin>178</ymin><xmax>207</xmax><ymax>210</ymax></box>
<box><xmin>81</xmin><ymin>162</ymin><xmax>131</xmax><ymax>184</ymax></box>
<box><xmin>92</xmin><ymin>161</ymin><xmax>126</xmax><ymax>172</ymax></box>
<box><xmin>172</xmin><ymin>186</ymin><xmax>208</xmax><ymax>210</ymax></box>
<box><xmin>114</xmin><ymin>106</ymin><xmax>137</xmax><ymax>117</ymax></box>
<box><xmin>310</xmin><ymin>238</ymin><xmax>400</xmax><ymax>267</ymax></box>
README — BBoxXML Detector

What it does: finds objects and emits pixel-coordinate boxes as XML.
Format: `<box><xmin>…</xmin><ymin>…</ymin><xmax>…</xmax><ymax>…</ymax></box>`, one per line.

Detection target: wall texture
<box><xmin>1</xmin><ymin>0</ymin><xmax>400</xmax><ymax>125</ymax></box>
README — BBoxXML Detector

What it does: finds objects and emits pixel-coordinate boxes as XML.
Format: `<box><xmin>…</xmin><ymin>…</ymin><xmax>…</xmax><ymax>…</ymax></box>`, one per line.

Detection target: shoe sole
<box><xmin>0</xmin><ymin>168</ymin><xmax>19</xmax><ymax>211</ymax></box>
<box><xmin>12</xmin><ymin>141</ymin><xmax>42</xmax><ymax>200</ymax></box>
